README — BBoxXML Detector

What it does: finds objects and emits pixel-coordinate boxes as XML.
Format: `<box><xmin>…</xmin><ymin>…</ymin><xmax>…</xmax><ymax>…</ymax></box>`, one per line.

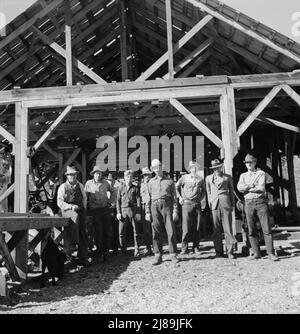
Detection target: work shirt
<box><xmin>57</xmin><ymin>180</ymin><xmax>87</xmax><ymax>211</ymax></box>
<box><xmin>84</xmin><ymin>179</ymin><xmax>113</xmax><ymax>210</ymax></box>
<box><xmin>176</xmin><ymin>173</ymin><xmax>206</xmax><ymax>203</ymax></box>
<box><xmin>117</xmin><ymin>182</ymin><xmax>141</xmax><ymax>214</ymax></box>
<box><xmin>146</xmin><ymin>175</ymin><xmax>178</xmax><ymax>214</ymax></box>
<box><xmin>237</xmin><ymin>169</ymin><xmax>267</xmax><ymax>200</ymax></box>
<box><xmin>107</xmin><ymin>180</ymin><xmax>119</xmax><ymax>208</ymax></box>
<box><xmin>140</xmin><ymin>180</ymin><xmax>151</xmax><ymax>205</ymax></box>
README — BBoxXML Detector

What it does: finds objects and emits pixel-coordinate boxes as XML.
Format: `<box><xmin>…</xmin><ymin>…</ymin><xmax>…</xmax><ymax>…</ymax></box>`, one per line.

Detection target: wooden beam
<box><xmin>0</xmin><ymin>0</ymin><xmax>64</xmax><ymax>50</ymax></box>
<box><xmin>0</xmin><ymin>125</ymin><xmax>15</xmax><ymax>146</ymax></box>
<box><xmin>64</xmin><ymin>0</ymin><xmax>73</xmax><ymax>86</ymax></box>
<box><xmin>178</xmin><ymin>50</ymin><xmax>212</xmax><ymax>78</ymax></box>
<box><xmin>163</xmin><ymin>37</ymin><xmax>214</xmax><ymax>79</ymax></box>
<box><xmin>33</xmin><ymin>105</ymin><xmax>73</xmax><ymax>152</ymax></box>
<box><xmin>169</xmin><ymin>98</ymin><xmax>223</xmax><ymax>148</ymax></box>
<box><xmin>237</xmin><ymin>85</ymin><xmax>282</xmax><ymax>137</ymax></box>
<box><xmin>0</xmin><ymin>183</ymin><xmax>15</xmax><ymax>204</ymax></box>
<box><xmin>0</xmin><ymin>234</ymin><xmax>20</xmax><ymax>281</ymax></box>
<box><xmin>220</xmin><ymin>87</ymin><xmax>238</xmax><ymax>173</ymax></box>
<box><xmin>31</xmin><ymin>26</ymin><xmax>107</xmax><ymax>84</ymax></box>
<box><xmin>136</xmin><ymin>14</ymin><xmax>213</xmax><ymax>81</ymax></box>
<box><xmin>30</xmin><ymin>132</ymin><xmax>59</xmax><ymax>159</ymax></box>
<box><xmin>14</xmin><ymin>103</ymin><xmax>29</xmax><ymax>277</ymax></box>
<box><xmin>59</xmin><ymin>148</ymin><xmax>82</xmax><ymax>177</ymax></box>
<box><xmin>165</xmin><ymin>0</ymin><xmax>174</xmax><ymax>79</ymax></box>
<box><xmin>119</xmin><ymin>0</ymin><xmax>128</xmax><ymax>81</ymax></box>
<box><xmin>186</xmin><ymin>0</ymin><xmax>300</xmax><ymax>65</ymax></box>
<box><xmin>281</xmin><ymin>84</ymin><xmax>300</xmax><ymax>107</ymax></box>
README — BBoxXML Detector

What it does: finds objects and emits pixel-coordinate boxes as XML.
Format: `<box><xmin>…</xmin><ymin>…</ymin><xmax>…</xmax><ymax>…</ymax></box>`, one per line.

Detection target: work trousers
<box><xmin>211</xmin><ymin>204</ymin><xmax>236</xmax><ymax>255</ymax></box>
<box><xmin>142</xmin><ymin>204</ymin><xmax>153</xmax><ymax>249</ymax></box>
<box><xmin>151</xmin><ymin>198</ymin><xmax>177</xmax><ymax>255</ymax></box>
<box><xmin>245</xmin><ymin>198</ymin><xmax>274</xmax><ymax>256</ymax></box>
<box><xmin>181</xmin><ymin>201</ymin><xmax>202</xmax><ymax>252</ymax></box>
<box><xmin>110</xmin><ymin>207</ymin><xmax>120</xmax><ymax>251</ymax></box>
<box><xmin>62</xmin><ymin>209</ymin><xmax>89</xmax><ymax>260</ymax></box>
<box><xmin>119</xmin><ymin>207</ymin><xmax>141</xmax><ymax>251</ymax></box>
<box><xmin>89</xmin><ymin>206</ymin><xmax>112</xmax><ymax>256</ymax></box>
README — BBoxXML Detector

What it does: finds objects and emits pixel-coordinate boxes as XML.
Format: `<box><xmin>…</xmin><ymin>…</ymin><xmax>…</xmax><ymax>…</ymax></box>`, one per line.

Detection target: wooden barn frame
<box><xmin>0</xmin><ymin>0</ymin><xmax>300</xmax><ymax>277</ymax></box>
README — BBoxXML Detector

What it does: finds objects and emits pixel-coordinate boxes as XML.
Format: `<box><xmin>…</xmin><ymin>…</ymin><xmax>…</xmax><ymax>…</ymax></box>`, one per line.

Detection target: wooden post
<box><xmin>64</xmin><ymin>0</ymin><xmax>73</xmax><ymax>86</ymax></box>
<box><xmin>284</xmin><ymin>131</ymin><xmax>299</xmax><ymax>223</ymax></box>
<box><xmin>220</xmin><ymin>88</ymin><xmax>238</xmax><ymax>232</ymax></box>
<box><xmin>119</xmin><ymin>0</ymin><xmax>128</xmax><ymax>81</ymax></box>
<box><xmin>220</xmin><ymin>87</ymin><xmax>238</xmax><ymax>174</ymax></box>
<box><xmin>165</xmin><ymin>0</ymin><xmax>174</xmax><ymax>79</ymax></box>
<box><xmin>81</xmin><ymin>151</ymin><xmax>87</xmax><ymax>184</ymax></box>
<box><xmin>14</xmin><ymin>102</ymin><xmax>29</xmax><ymax>278</ymax></box>
<box><xmin>58</xmin><ymin>153</ymin><xmax>64</xmax><ymax>185</ymax></box>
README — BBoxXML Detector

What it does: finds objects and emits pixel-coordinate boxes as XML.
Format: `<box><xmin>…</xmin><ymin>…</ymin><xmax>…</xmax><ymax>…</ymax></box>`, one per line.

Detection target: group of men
<box><xmin>56</xmin><ymin>152</ymin><xmax>279</xmax><ymax>267</ymax></box>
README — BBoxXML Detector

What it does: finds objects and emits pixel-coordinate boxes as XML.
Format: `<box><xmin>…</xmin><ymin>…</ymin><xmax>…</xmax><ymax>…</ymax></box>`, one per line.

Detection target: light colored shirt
<box><xmin>237</xmin><ymin>169</ymin><xmax>266</xmax><ymax>200</ymax></box>
<box><xmin>146</xmin><ymin>175</ymin><xmax>178</xmax><ymax>214</ymax></box>
<box><xmin>140</xmin><ymin>179</ymin><xmax>151</xmax><ymax>205</ymax></box>
<box><xmin>84</xmin><ymin>179</ymin><xmax>113</xmax><ymax>210</ymax></box>
<box><xmin>176</xmin><ymin>174</ymin><xmax>206</xmax><ymax>203</ymax></box>
<box><xmin>57</xmin><ymin>180</ymin><xmax>87</xmax><ymax>211</ymax></box>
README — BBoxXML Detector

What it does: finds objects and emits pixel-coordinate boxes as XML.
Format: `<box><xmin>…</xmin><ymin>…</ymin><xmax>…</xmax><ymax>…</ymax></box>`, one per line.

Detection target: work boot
<box><xmin>193</xmin><ymin>247</ymin><xmax>201</xmax><ymax>254</ymax></box>
<box><xmin>268</xmin><ymin>253</ymin><xmax>279</xmax><ymax>262</ymax></box>
<box><xmin>78</xmin><ymin>258</ymin><xmax>91</xmax><ymax>267</ymax></box>
<box><xmin>249</xmin><ymin>253</ymin><xmax>261</xmax><ymax>260</ymax></box>
<box><xmin>152</xmin><ymin>255</ymin><xmax>162</xmax><ymax>266</ymax></box>
<box><xmin>171</xmin><ymin>254</ymin><xmax>181</xmax><ymax>263</ymax></box>
<box><xmin>134</xmin><ymin>248</ymin><xmax>141</xmax><ymax>257</ymax></box>
<box><xmin>227</xmin><ymin>253</ymin><xmax>236</xmax><ymax>260</ymax></box>
<box><xmin>180</xmin><ymin>249</ymin><xmax>189</xmax><ymax>255</ymax></box>
<box><xmin>143</xmin><ymin>248</ymin><xmax>154</xmax><ymax>256</ymax></box>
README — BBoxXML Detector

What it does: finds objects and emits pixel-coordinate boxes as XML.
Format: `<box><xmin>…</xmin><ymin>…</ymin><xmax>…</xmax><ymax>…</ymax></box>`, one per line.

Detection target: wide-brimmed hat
<box><xmin>90</xmin><ymin>165</ymin><xmax>102</xmax><ymax>175</ymax></box>
<box><xmin>186</xmin><ymin>160</ymin><xmax>200</xmax><ymax>172</ymax></box>
<box><xmin>142</xmin><ymin>167</ymin><xmax>152</xmax><ymax>175</ymax></box>
<box><xmin>209</xmin><ymin>159</ymin><xmax>224</xmax><ymax>169</ymax></box>
<box><xmin>243</xmin><ymin>153</ymin><xmax>257</xmax><ymax>163</ymax></box>
<box><xmin>151</xmin><ymin>159</ymin><xmax>164</xmax><ymax>171</ymax></box>
<box><xmin>65</xmin><ymin>166</ymin><xmax>79</xmax><ymax>175</ymax></box>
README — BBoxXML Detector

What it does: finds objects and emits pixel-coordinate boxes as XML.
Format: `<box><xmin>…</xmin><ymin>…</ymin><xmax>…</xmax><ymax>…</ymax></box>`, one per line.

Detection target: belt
<box><xmin>152</xmin><ymin>197</ymin><xmax>171</xmax><ymax>203</ymax></box>
<box><xmin>183</xmin><ymin>199</ymin><xmax>199</xmax><ymax>204</ymax></box>
<box><xmin>245</xmin><ymin>197</ymin><xmax>266</xmax><ymax>203</ymax></box>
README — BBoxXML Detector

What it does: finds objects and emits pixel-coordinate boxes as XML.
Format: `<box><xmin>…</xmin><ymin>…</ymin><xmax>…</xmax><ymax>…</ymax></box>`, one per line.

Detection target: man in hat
<box><xmin>116</xmin><ymin>170</ymin><xmax>142</xmax><ymax>257</ymax></box>
<box><xmin>106</xmin><ymin>172</ymin><xmax>120</xmax><ymax>255</ymax></box>
<box><xmin>145</xmin><ymin>159</ymin><xmax>179</xmax><ymax>265</ymax></box>
<box><xmin>176</xmin><ymin>161</ymin><xmax>206</xmax><ymax>255</ymax></box>
<box><xmin>57</xmin><ymin>165</ymin><xmax>90</xmax><ymax>266</ymax></box>
<box><xmin>237</xmin><ymin>153</ymin><xmax>279</xmax><ymax>261</ymax></box>
<box><xmin>206</xmin><ymin>159</ymin><xmax>236</xmax><ymax>259</ymax></box>
<box><xmin>84</xmin><ymin>166</ymin><xmax>114</xmax><ymax>263</ymax></box>
<box><xmin>140</xmin><ymin>167</ymin><xmax>154</xmax><ymax>256</ymax></box>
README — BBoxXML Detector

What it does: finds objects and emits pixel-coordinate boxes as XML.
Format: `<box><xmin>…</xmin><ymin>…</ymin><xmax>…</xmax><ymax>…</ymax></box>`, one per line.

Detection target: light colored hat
<box><xmin>142</xmin><ymin>167</ymin><xmax>152</xmax><ymax>175</ymax></box>
<box><xmin>151</xmin><ymin>159</ymin><xmax>163</xmax><ymax>171</ymax></box>
<box><xmin>90</xmin><ymin>165</ymin><xmax>102</xmax><ymax>175</ymax></box>
<box><xmin>243</xmin><ymin>153</ymin><xmax>257</xmax><ymax>163</ymax></box>
<box><xmin>124</xmin><ymin>169</ymin><xmax>133</xmax><ymax>177</ymax></box>
<box><xmin>65</xmin><ymin>166</ymin><xmax>79</xmax><ymax>175</ymax></box>
<box><xmin>186</xmin><ymin>160</ymin><xmax>200</xmax><ymax>172</ymax></box>
<box><xmin>209</xmin><ymin>159</ymin><xmax>224</xmax><ymax>169</ymax></box>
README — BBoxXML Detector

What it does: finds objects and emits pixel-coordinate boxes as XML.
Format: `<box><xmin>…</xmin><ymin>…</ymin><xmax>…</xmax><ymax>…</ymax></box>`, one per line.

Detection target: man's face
<box><xmin>125</xmin><ymin>174</ymin><xmax>133</xmax><ymax>184</ymax></box>
<box><xmin>67</xmin><ymin>173</ymin><xmax>77</xmax><ymax>183</ymax></box>
<box><xmin>153</xmin><ymin>166</ymin><xmax>163</xmax><ymax>177</ymax></box>
<box><xmin>214</xmin><ymin>166</ymin><xmax>223</xmax><ymax>175</ymax></box>
<box><xmin>144</xmin><ymin>174</ymin><xmax>151</xmax><ymax>182</ymax></box>
<box><xmin>93</xmin><ymin>171</ymin><xmax>102</xmax><ymax>182</ymax></box>
<box><xmin>190</xmin><ymin>167</ymin><xmax>196</xmax><ymax>175</ymax></box>
<box><xmin>245</xmin><ymin>160</ymin><xmax>256</xmax><ymax>171</ymax></box>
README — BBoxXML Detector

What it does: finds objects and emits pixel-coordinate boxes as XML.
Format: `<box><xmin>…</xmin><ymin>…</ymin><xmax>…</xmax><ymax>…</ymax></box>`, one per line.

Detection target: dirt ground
<box><xmin>0</xmin><ymin>238</ymin><xmax>300</xmax><ymax>314</ymax></box>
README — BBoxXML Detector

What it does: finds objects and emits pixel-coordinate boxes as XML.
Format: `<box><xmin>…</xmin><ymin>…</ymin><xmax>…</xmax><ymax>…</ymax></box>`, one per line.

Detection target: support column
<box><xmin>64</xmin><ymin>0</ymin><xmax>73</xmax><ymax>86</ymax></box>
<box><xmin>14</xmin><ymin>102</ymin><xmax>29</xmax><ymax>278</ymax></box>
<box><xmin>58</xmin><ymin>153</ymin><xmax>64</xmax><ymax>185</ymax></box>
<box><xmin>220</xmin><ymin>87</ymin><xmax>238</xmax><ymax>174</ymax></box>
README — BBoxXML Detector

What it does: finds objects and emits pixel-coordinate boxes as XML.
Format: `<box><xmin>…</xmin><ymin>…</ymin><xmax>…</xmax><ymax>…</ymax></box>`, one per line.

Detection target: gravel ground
<box><xmin>1</xmin><ymin>239</ymin><xmax>300</xmax><ymax>314</ymax></box>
